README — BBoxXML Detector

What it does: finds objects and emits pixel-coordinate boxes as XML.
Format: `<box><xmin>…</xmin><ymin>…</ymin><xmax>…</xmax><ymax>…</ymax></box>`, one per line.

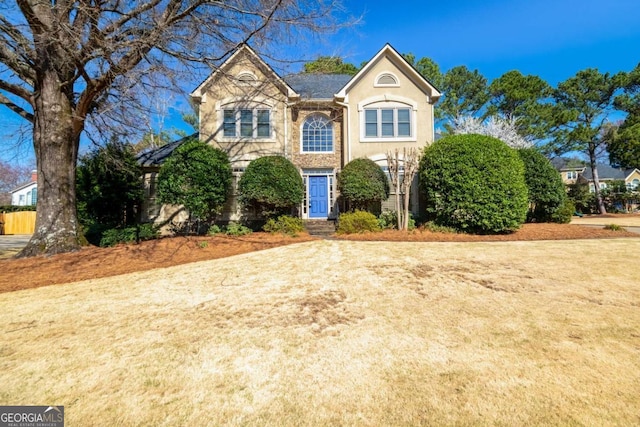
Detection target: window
<box><xmin>364</xmin><ymin>107</ymin><xmax>412</xmax><ymax>138</ymax></box>
<box><xmin>237</xmin><ymin>72</ymin><xmax>257</xmax><ymax>84</ymax></box>
<box><xmin>302</xmin><ymin>115</ymin><xmax>333</xmax><ymax>152</ymax></box>
<box><xmin>375</xmin><ymin>73</ymin><xmax>399</xmax><ymax>86</ymax></box>
<box><xmin>30</xmin><ymin>188</ymin><xmax>37</xmax><ymax>205</ymax></box>
<box><xmin>222</xmin><ymin>109</ymin><xmax>271</xmax><ymax>139</ymax></box>
<box><xmin>566</xmin><ymin>171</ymin><xmax>578</xmax><ymax>180</ymax></box>
<box><xmin>632</xmin><ymin>179</ymin><xmax>640</xmax><ymax>190</ymax></box>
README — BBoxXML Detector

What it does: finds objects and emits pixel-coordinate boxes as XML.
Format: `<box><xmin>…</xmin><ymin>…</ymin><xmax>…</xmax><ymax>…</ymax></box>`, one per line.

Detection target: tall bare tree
<box><xmin>0</xmin><ymin>0</ymin><xmax>343</xmax><ymax>256</ymax></box>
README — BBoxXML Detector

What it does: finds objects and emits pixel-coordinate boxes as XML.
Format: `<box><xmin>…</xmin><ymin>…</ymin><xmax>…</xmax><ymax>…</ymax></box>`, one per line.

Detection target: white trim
<box><xmin>359</xmin><ymin>97</ymin><xmax>417</xmax><ymax>142</ymax></box>
<box><xmin>300</xmin><ymin>169</ymin><xmax>336</xmax><ymax>219</ymax></box>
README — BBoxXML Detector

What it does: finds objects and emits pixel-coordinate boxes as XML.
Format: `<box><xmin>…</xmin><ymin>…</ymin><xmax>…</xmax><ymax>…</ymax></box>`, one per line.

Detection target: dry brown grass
<box><xmin>1</xmin><ymin>239</ymin><xmax>640</xmax><ymax>425</ymax></box>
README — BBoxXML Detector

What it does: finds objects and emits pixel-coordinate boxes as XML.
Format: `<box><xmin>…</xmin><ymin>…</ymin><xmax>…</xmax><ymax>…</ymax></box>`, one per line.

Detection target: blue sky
<box><xmin>2</xmin><ymin>0</ymin><xmax>640</xmax><ymax>166</ymax></box>
<box><xmin>327</xmin><ymin>0</ymin><xmax>640</xmax><ymax>85</ymax></box>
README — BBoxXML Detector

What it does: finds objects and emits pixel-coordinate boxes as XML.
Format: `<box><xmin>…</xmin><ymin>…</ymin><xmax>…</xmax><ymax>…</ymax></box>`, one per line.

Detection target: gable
<box><xmin>190</xmin><ymin>44</ymin><xmax>297</xmax><ymax>102</ymax></box>
<box><xmin>335</xmin><ymin>44</ymin><xmax>440</xmax><ymax>103</ymax></box>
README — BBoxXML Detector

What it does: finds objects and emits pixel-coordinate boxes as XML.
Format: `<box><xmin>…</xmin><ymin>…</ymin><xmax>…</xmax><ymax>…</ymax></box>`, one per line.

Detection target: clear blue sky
<box><xmin>326</xmin><ymin>0</ymin><xmax>640</xmax><ymax>85</ymax></box>
<box><xmin>2</xmin><ymin>0</ymin><xmax>640</xmax><ymax>166</ymax></box>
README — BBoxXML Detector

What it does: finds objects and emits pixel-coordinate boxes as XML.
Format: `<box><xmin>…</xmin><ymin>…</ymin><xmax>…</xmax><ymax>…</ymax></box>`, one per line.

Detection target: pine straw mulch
<box><xmin>0</xmin><ymin>222</ymin><xmax>637</xmax><ymax>294</ymax></box>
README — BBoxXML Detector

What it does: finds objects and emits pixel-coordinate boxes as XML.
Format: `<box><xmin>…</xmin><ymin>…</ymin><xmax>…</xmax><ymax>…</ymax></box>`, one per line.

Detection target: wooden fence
<box><xmin>0</xmin><ymin>211</ymin><xmax>36</xmax><ymax>235</ymax></box>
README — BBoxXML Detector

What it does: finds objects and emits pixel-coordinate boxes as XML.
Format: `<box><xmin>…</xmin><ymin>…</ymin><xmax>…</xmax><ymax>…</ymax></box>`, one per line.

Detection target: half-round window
<box><xmin>237</xmin><ymin>72</ymin><xmax>257</xmax><ymax>84</ymax></box>
<box><xmin>302</xmin><ymin>115</ymin><xmax>333</xmax><ymax>152</ymax></box>
<box><xmin>376</xmin><ymin>73</ymin><xmax>398</xmax><ymax>86</ymax></box>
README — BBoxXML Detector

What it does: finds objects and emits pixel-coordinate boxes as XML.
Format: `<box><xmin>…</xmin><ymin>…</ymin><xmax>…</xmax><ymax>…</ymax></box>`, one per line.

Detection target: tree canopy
<box><xmin>303</xmin><ymin>56</ymin><xmax>359</xmax><ymax>75</ymax></box>
<box><xmin>549</xmin><ymin>68</ymin><xmax>625</xmax><ymax>214</ymax></box>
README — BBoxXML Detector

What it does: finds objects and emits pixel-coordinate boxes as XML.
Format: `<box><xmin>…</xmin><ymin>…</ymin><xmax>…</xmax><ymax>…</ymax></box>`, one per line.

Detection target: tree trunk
<box><xmin>18</xmin><ymin>70</ymin><xmax>82</xmax><ymax>257</ymax></box>
<box><xmin>588</xmin><ymin>148</ymin><xmax>607</xmax><ymax>215</ymax></box>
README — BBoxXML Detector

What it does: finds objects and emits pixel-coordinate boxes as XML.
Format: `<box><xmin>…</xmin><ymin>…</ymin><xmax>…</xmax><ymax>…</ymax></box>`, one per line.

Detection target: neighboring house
<box><xmin>578</xmin><ymin>164</ymin><xmax>640</xmax><ymax>193</ymax></box>
<box><xmin>140</xmin><ymin>43</ymin><xmax>440</xmax><ymax>226</ymax></box>
<box><xmin>551</xmin><ymin>158</ymin><xmax>586</xmax><ymax>185</ymax></box>
<box><xmin>10</xmin><ymin>170</ymin><xmax>38</xmax><ymax>206</ymax></box>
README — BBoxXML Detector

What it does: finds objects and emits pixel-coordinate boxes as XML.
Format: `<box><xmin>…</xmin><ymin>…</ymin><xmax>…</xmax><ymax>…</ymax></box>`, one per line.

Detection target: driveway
<box><xmin>0</xmin><ymin>235</ymin><xmax>31</xmax><ymax>256</ymax></box>
<box><xmin>571</xmin><ymin>215</ymin><xmax>640</xmax><ymax>234</ymax></box>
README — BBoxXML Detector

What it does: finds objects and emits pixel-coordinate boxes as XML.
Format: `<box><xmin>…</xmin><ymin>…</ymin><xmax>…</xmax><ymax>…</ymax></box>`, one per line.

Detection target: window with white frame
<box><xmin>364</xmin><ymin>106</ymin><xmax>412</xmax><ymax>138</ymax></box>
<box><xmin>302</xmin><ymin>115</ymin><xmax>333</xmax><ymax>152</ymax></box>
<box><xmin>223</xmin><ymin>108</ymin><xmax>271</xmax><ymax>138</ymax></box>
<box><xmin>375</xmin><ymin>73</ymin><xmax>399</xmax><ymax>86</ymax></box>
<box><xmin>566</xmin><ymin>171</ymin><xmax>578</xmax><ymax>180</ymax></box>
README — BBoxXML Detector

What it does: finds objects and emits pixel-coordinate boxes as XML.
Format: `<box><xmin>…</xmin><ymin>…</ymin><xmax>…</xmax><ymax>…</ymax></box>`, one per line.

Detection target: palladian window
<box><xmin>302</xmin><ymin>115</ymin><xmax>333</xmax><ymax>152</ymax></box>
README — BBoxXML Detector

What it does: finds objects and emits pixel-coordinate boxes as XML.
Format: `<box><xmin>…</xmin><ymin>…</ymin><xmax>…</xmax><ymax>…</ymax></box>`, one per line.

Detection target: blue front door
<box><xmin>309</xmin><ymin>176</ymin><xmax>328</xmax><ymax>218</ymax></box>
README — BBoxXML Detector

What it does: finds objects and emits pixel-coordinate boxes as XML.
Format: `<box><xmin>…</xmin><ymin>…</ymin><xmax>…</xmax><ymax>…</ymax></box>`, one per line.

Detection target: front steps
<box><xmin>304</xmin><ymin>219</ymin><xmax>336</xmax><ymax>236</ymax></box>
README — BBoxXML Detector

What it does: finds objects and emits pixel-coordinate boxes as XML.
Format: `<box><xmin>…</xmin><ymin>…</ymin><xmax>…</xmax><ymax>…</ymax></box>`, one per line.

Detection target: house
<box><xmin>578</xmin><ymin>164</ymin><xmax>640</xmax><ymax>193</ymax></box>
<box><xmin>551</xmin><ymin>158</ymin><xmax>586</xmax><ymax>185</ymax></box>
<box><xmin>10</xmin><ymin>170</ymin><xmax>38</xmax><ymax>206</ymax></box>
<box><xmin>140</xmin><ymin>43</ymin><xmax>440</xmax><ymax>226</ymax></box>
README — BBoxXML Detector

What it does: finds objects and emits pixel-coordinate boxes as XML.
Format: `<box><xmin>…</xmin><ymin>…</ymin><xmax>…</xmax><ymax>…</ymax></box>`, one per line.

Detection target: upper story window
<box><xmin>375</xmin><ymin>72</ymin><xmax>399</xmax><ymax>87</ymax></box>
<box><xmin>566</xmin><ymin>171</ymin><xmax>578</xmax><ymax>180</ymax></box>
<box><xmin>223</xmin><ymin>108</ymin><xmax>271</xmax><ymax>138</ymax></box>
<box><xmin>364</xmin><ymin>107</ymin><xmax>411</xmax><ymax>138</ymax></box>
<box><xmin>302</xmin><ymin>114</ymin><xmax>333</xmax><ymax>152</ymax></box>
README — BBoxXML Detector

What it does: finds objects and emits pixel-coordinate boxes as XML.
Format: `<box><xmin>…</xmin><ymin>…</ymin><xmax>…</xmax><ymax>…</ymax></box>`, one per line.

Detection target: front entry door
<box><xmin>309</xmin><ymin>176</ymin><xmax>328</xmax><ymax>218</ymax></box>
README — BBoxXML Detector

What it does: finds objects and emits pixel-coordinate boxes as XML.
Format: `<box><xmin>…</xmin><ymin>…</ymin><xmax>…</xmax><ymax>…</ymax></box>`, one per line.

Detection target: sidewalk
<box><xmin>0</xmin><ymin>235</ymin><xmax>31</xmax><ymax>257</ymax></box>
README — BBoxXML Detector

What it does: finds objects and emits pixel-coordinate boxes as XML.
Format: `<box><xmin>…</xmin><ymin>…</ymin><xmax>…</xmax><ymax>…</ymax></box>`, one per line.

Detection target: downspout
<box><xmin>334</xmin><ymin>99</ymin><xmax>351</xmax><ymax>164</ymax></box>
<box><xmin>283</xmin><ymin>102</ymin><xmax>288</xmax><ymax>159</ymax></box>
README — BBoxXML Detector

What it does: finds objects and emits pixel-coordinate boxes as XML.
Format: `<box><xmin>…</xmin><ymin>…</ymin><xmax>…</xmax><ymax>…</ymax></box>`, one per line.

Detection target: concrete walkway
<box><xmin>0</xmin><ymin>235</ymin><xmax>31</xmax><ymax>254</ymax></box>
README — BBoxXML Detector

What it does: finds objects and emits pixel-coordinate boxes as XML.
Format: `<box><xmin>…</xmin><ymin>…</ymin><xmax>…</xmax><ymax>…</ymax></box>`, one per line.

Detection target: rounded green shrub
<box><xmin>238</xmin><ymin>156</ymin><xmax>304</xmax><ymax>217</ymax></box>
<box><xmin>518</xmin><ymin>148</ymin><xmax>569</xmax><ymax>223</ymax></box>
<box><xmin>157</xmin><ymin>138</ymin><xmax>232</xmax><ymax>222</ymax></box>
<box><xmin>338</xmin><ymin>158</ymin><xmax>389</xmax><ymax>211</ymax></box>
<box><xmin>263</xmin><ymin>215</ymin><xmax>305</xmax><ymax>236</ymax></box>
<box><xmin>336</xmin><ymin>210</ymin><xmax>381</xmax><ymax>234</ymax></box>
<box><xmin>420</xmin><ymin>134</ymin><xmax>528</xmax><ymax>233</ymax></box>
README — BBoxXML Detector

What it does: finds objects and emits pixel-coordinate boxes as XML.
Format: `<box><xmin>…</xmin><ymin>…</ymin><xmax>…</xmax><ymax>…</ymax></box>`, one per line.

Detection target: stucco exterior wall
<box><xmin>342</xmin><ymin>55</ymin><xmax>435</xmax><ymax>164</ymax></box>
<box><xmin>197</xmin><ymin>50</ymin><xmax>289</xmax><ymax>168</ymax></box>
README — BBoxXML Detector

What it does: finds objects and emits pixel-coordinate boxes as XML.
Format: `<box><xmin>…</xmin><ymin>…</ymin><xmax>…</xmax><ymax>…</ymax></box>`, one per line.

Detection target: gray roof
<box><xmin>284</xmin><ymin>73</ymin><xmax>352</xmax><ymax>99</ymax></box>
<box><xmin>581</xmin><ymin>164</ymin><xmax>635</xmax><ymax>180</ymax></box>
<box><xmin>550</xmin><ymin>157</ymin><xmax>586</xmax><ymax>171</ymax></box>
<box><xmin>137</xmin><ymin>134</ymin><xmax>197</xmax><ymax>167</ymax></box>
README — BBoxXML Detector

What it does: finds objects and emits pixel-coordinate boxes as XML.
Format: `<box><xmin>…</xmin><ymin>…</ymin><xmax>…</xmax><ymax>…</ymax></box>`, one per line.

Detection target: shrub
<box><xmin>551</xmin><ymin>199</ymin><xmax>574</xmax><ymax>224</ymax></box>
<box><xmin>263</xmin><ymin>215</ymin><xmax>305</xmax><ymax>236</ymax></box>
<box><xmin>567</xmin><ymin>182</ymin><xmax>594</xmax><ymax>214</ymax></box>
<box><xmin>98</xmin><ymin>223</ymin><xmax>158</xmax><ymax>247</ymax></box>
<box><xmin>420</xmin><ymin>134</ymin><xmax>528</xmax><ymax>233</ymax></box>
<box><xmin>208</xmin><ymin>224</ymin><xmax>223</xmax><ymax>235</ymax></box>
<box><xmin>238</xmin><ymin>156</ymin><xmax>304</xmax><ymax>217</ymax></box>
<box><xmin>338</xmin><ymin>158</ymin><xmax>389</xmax><ymax>212</ymax></box>
<box><xmin>76</xmin><ymin>141</ymin><xmax>142</xmax><ymax>227</ymax></box>
<box><xmin>336</xmin><ymin>210</ymin><xmax>381</xmax><ymax>234</ymax></box>
<box><xmin>157</xmin><ymin>138</ymin><xmax>232</xmax><ymax>223</ymax></box>
<box><xmin>518</xmin><ymin>148</ymin><xmax>568</xmax><ymax>223</ymax></box>
<box><xmin>604</xmin><ymin>223</ymin><xmax>624</xmax><ymax>231</ymax></box>
<box><xmin>377</xmin><ymin>210</ymin><xmax>416</xmax><ymax>230</ymax></box>
<box><xmin>225</xmin><ymin>222</ymin><xmax>252</xmax><ymax>236</ymax></box>
<box><xmin>0</xmin><ymin>205</ymin><xmax>36</xmax><ymax>212</ymax></box>
<box><xmin>422</xmin><ymin>221</ymin><xmax>459</xmax><ymax>234</ymax></box>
